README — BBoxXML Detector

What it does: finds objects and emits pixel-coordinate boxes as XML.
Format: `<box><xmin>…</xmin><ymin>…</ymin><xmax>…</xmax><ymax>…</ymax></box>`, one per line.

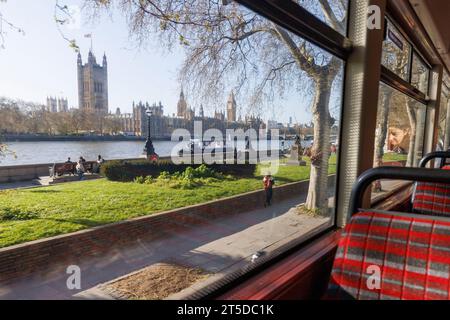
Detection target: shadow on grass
<box><xmin>274</xmin><ymin>177</ymin><xmax>299</xmax><ymax>184</ymax></box>
<box><xmin>41</xmin><ymin>217</ymin><xmax>106</xmax><ymax>228</ymax></box>
<box><xmin>28</xmin><ymin>189</ymin><xmax>61</xmax><ymax>194</ymax></box>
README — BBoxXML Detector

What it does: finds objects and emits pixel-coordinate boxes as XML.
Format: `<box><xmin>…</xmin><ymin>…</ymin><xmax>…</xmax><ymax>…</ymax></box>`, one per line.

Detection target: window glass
<box><xmin>372</xmin><ymin>82</ymin><xmax>426</xmax><ymax>195</ymax></box>
<box><xmin>411</xmin><ymin>54</ymin><xmax>430</xmax><ymax>95</ymax></box>
<box><xmin>295</xmin><ymin>0</ymin><xmax>348</xmax><ymax>35</ymax></box>
<box><xmin>381</xmin><ymin>20</ymin><xmax>411</xmax><ymax>81</ymax></box>
<box><xmin>438</xmin><ymin>74</ymin><xmax>450</xmax><ymax>151</ymax></box>
<box><xmin>0</xmin><ymin>0</ymin><xmax>344</xmax><ymax>299</ymax></box>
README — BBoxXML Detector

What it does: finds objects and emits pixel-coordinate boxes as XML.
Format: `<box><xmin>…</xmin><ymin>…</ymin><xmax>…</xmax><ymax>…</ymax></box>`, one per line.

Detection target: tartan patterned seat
<box><xmin>412</xmin><ymin>166</ymin><xmax>450</xmax><ymax>217</ymax></box>
<box><xmin>327</xmin><ymin>211</ymin><xmax>450</xmax><ymax>300</ymax></box>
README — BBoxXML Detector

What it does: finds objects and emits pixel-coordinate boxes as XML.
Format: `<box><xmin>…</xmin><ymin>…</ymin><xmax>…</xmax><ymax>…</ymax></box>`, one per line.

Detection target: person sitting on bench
<box><xmin>76</xmin><ymin>158</ymin><xmax>86</xmax><ymax>180</ymax></box>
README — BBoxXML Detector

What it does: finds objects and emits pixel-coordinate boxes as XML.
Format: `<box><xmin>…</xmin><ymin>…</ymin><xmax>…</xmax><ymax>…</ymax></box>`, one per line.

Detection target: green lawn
<box><xmin>0</xmin><ymin>155</ymin><xmax>337</xmax><ymax>248</ymax></box>
<box><xmin>382</xmin><ymin>152</ymin><xmax>408</xmax><ymax>162</ymax></box>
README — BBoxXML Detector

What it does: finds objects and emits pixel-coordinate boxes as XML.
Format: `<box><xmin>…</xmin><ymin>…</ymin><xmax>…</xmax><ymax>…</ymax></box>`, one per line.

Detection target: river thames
<box><xmin>0</xmin><ymin>139</ymin><xmax>294</xmax><ymax>166</ymax></box>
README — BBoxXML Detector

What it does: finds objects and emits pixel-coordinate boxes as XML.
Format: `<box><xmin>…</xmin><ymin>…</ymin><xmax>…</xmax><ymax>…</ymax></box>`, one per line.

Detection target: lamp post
<box><xmin>143</xmin><ymin>108</ymin><xmax>158</xmax><ymax>161</ymax></box>
<box><xmin>256</xmin><ymin>117</ymin><xmax>261</xmax><ymax>162</ymax></box>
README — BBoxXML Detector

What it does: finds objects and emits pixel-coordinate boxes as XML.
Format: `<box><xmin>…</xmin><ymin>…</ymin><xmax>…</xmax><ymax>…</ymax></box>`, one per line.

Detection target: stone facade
<box><xmin>111</xmin><ymin>89</ymin><xmax>261</xmax><ymax>138</ymax></box>
<box><xmin>77</xmin><ymin>51</ymin><xmax>108</xmax><ymax>114</ymax></box>
<box><xmin>226</xmin><ymin>91</ymin><xmax>237</xmax><ymax>122</ymax></box>
<box><xmin>57</xmin><ymin>97</ymin><xmax>68</xmax><ymax>112</ymax></box>
<box><xmin>46</xmin><ymin>97</ymin><xmax>57</xmax><ymax>113</ymax></box>
<box><xmin>46</xmin><ymin>97</ymin><xmax>68</xmax><ymax>113</ymax></box>
<box><xmin>177</xmin><ymin>89</ymin><xmax>187</xmax><ymax>118</ymax></box>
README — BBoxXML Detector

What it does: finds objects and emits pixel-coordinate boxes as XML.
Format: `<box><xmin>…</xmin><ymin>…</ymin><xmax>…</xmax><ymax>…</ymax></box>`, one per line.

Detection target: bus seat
<box><xmin>327</xmin><ymin>210</ymin><xmax>450</xmax><ymax>300</ymax></box>
<box><xmin>412</xmin><ymin>166</ymin><xmax>450</xmax><ymax>217</ymax></box>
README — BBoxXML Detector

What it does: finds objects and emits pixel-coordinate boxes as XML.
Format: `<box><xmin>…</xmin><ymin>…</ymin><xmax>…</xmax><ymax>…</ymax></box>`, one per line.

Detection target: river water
<box><xmin>1</xmin><ymin>139</ymin><xmax>296</xmax><ymax>166</ymax></box>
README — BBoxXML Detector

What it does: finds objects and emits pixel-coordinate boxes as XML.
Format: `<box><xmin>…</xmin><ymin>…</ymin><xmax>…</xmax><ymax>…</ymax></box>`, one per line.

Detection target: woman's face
<box><xmin>389</xmin><ymin>127</ymin><xmax>406</xmax><ymax>147</ymax></box>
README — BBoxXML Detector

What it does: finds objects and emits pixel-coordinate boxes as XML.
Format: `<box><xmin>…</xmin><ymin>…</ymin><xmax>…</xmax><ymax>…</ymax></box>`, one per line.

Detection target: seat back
<box><xmin>412</xmin><ymin>166</ymin><xmax>450</xmax><ymax>217</ymax></box>
<box><xmin>327</xmin><ymin>211</ymin><xmax>450</xmax><ymax>300</ymax></box>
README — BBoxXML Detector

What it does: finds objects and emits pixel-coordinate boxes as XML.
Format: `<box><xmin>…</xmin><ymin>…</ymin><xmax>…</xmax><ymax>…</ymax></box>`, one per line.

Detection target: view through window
<box><xmin>296</xmin><ymin>0</ymin><xmax>348</xmax><ymax>35</ymax></box>
<box><xmin>411</xmin><ymin>53</ymin><xmax>430</xmax><ymax>95</ymax></box>
<box><xmin>0</xmin><ymin>0</ymin><xmax>345</xmax><ymax>299</ymax></box>
<box><xmin>372</xmin><ymin>82</ymin><xmax>426</xmax><ymax>194</ymax></box>
<box><xmin>438</xmin><ymin>73</ymin><xmax>450</xmax><ymax>152</ymax></box>
<box><xmin>382</xmin><ymin>20</ymin><xmax>411</xmax><ymax>81</ymax></box>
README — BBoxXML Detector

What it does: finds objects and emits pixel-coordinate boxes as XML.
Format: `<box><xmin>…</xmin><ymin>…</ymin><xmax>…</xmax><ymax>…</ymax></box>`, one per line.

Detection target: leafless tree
<box><xmin>82</xmin><ymin>0</ymin><xmax>346</xmax><ymax>214</ymax></box>
<box><xmin>0</xmin><ymin>0</ymin><xmax>25</xmax><ymax>49</ymax></box>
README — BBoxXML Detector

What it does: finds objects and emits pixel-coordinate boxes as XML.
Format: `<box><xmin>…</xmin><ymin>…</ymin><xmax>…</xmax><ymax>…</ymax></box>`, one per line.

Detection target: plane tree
<box><xmin>80</xmin><ymin>0</ymin><xmax>346</xmax><ymax>214</ymax></box>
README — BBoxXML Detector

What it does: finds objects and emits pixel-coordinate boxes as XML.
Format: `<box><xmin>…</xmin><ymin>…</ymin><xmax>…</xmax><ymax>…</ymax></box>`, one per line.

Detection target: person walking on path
<box><xmin>263</xmin><ymin>175</ymin><xmax>275</xmax><ymax>207</ymax></box>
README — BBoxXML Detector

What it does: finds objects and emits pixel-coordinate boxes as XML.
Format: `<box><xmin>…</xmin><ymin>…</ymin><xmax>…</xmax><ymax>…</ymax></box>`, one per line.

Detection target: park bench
<box><xmin>49</xmin><ymin>161</ymin><xmax>99</xmax><ymax>177</ymax></box>
<box><xmin>50</xmin><ymin>163</ymin><xmax>76</xmax><ymax>177</ymax></box>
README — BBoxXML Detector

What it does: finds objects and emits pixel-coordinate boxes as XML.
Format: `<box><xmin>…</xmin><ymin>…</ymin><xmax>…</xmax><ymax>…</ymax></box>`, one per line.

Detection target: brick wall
<box><xmin>0</xmin><ymin>177</ymin><xmax>334</xmax><ymax>283</ymax></box>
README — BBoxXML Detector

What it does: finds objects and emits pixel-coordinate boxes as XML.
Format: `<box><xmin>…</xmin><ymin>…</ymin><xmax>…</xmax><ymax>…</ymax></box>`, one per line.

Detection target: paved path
<box><xmin>0</xmin><ymin>179</ymin><xmax>49</xmax><ymax>190</ymax></box>
<box><xmin>0</xmin><ymin>193</ymin><xmax>330</xmax><ymax>300</ymax></box>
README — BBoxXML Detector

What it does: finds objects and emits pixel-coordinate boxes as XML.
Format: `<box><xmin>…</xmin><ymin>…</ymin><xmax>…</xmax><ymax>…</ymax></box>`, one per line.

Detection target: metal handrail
<box><xmin>418</xmin><ymin>151</ymin><xmax>450</xmax><ymax>168</ymax></box>
<box><xmin>349</xmin><ymin>166</ymin><xmax>450</xmax><ymax>217</ymax></box>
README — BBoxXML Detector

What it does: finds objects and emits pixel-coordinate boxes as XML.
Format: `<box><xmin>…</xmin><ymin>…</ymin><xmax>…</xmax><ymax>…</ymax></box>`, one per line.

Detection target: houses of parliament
<box><xmin>73</xmin><ymin>50</ymin><xmax>264</xmax><ymax>139</ymax></box>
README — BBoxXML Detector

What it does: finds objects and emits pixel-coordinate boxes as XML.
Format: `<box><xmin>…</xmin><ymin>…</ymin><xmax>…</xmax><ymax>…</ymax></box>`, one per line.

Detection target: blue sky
<box><xmin>0</xmin><ymin>0</ymin><xmax>343</xmax><ymax>124</ymax></box>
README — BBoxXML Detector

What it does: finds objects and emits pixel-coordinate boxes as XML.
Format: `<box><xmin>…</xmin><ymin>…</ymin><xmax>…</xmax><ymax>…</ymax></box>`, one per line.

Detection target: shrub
<box><xmin>101</xmin><ymin>159</ymin><xmax>256</xmax><ymax>182</ymax></box>
<box><xmin>144</xmin><ymin>175</ymin><xmax>153</xmax><ymax>184</ymax></box>
<box><xmin>131</xmin><ymin>165</ymin><xmax>234</xmax><ymax>190</ymax></box>
<box><xmin>133</xmin><ymin>176</ymin><xmax>145</xmax><ymax>184</ymax></box>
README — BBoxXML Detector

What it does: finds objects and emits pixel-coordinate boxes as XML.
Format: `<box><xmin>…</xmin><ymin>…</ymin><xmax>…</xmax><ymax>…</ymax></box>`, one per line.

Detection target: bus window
<box><xmin>411</xmin><ymin>53</ymin><xmax>430</xmax><ymax>95</ymax></box>
<box><xmin>372</xmin><ymin>82</ymin><xmax>427</xmax><ymax>194</ymax></box>
<box><xmin>382</xmin><ymin>20</ymin><xmax>412</xmax><ymax>82</ymax></box>
<box><xmin>437</xmin><ymin>75</ymin><xmax>449</xmax><ymax>151</ymax></box>
<box><xmin>296</xmin><ymin>0</ymin><xmax>348</xmax><ymax>35</ymax></box>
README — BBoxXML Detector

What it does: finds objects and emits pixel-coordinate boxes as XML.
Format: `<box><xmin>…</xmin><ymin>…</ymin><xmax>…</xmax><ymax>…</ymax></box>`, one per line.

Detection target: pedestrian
<box><xmin>97</xmin><ymin>155</ymin><xmax>105</xmax><ymax>165</ymax></box>
<box><xmin>64</xmin><ymin>157</ymin><xmax>75</xmax><ymax>175</ymax></box>
<box><xmin>96</xmin><ymin>155</ymin><xmax>105</xmax><ymax>173</ymax></box>
<box><xmin>263</xmin><ymin>174</ymin><xmax>275</xmax><ymax>207</ymax></box>
<box><xmin>76</xmin><ymin>158</ymin><xmax>85</xmax><ymax>180</ymax></box>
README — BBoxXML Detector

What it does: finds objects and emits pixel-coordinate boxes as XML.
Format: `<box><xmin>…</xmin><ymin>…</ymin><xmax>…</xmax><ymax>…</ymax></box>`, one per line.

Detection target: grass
<box><xmin>0</xmin><ymin>155</ymin><xmax>337</xmax><ymax>248</ymax></box>
<box><xmin>382</xmin><ymin>152</ymin><xmax>407</xmax><ymax>162</ymax></box>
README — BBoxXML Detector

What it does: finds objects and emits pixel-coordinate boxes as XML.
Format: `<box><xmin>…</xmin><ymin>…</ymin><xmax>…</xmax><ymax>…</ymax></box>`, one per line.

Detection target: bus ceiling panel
<box><xmin>381</xmin><ymin>66</ymin><xmax>428</xmax><ymax>104</ymax></box>
<box><xmin>409</xmin><ymin>0</ymin><xmax>450</xmax><ymax>76</ymax></box>
<box><xmin>235</xmin><ymin>0</ymin><xmax>352</xmax><ymax>60</ymax></box>
<box><xmin>387</xmin><ymin>0</ymin><xmax>449</xmax><ymax>74</ymax></box>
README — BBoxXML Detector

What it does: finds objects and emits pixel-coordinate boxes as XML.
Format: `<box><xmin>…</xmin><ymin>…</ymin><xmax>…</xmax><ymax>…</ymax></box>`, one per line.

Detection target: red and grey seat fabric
<box><xmin>327</xmin><ymin>166</ymin><xmax>450</xmax><ymax>300</ymax></box>
<box><xmin>412</xmin><ymin>152</ymin><xmax>450</xmax><ymax>216</ymax></box>
<box><xmin>328</xmin><ymin>210</ymin><xmax>450</xmax><ymax>300</ymax></box>
<box><xmin>412</xmin><ymin>180</ymin><xmax>450</xmax><ymax>216</ymax></box>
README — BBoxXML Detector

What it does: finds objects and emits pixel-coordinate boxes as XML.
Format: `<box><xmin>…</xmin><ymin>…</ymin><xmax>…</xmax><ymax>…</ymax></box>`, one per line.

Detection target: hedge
<box><xmin>100</xmin><ymin>159</ymin><xmax>257</xmax><ymax>181</ymax></box>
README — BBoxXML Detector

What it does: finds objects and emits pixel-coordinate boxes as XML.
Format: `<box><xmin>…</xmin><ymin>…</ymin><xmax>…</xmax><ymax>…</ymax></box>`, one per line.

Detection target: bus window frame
<box><xmin>207</xmin><ymin>0</ymin><xmax>450</xmax><ymax>301</ymax></box>
<box><xmin>382</xmin><ymin>16</ymin><xmax>432</xmax><ymax>104</ymax></box>
<box><xmin>195</xmin><ymin>0</ymin><xmax>448</xmax><ymax>301</ymax></box>
<box><xmin>379</xmin><ymin>14</ymin><xmax>437</xmax><ymax>169</ymax></box>
<box><xmin>174</xmin><ymin>0</ymin><xmax>351</xmax><ymax>300</ymax></box>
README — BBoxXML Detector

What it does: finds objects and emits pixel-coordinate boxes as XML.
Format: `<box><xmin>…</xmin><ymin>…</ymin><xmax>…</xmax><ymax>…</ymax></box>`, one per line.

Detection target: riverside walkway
<box><xmin>0</xmin><ymin>194</ymin><xmax>330</xmax><ymax>300</ymax></box>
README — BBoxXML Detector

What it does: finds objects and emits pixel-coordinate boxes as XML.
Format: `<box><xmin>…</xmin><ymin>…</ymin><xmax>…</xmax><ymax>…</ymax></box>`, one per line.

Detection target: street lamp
<box><xmin>143</xmin><ymin>107</ymin><xmax>159</xmax><ymax>161</ymax></box>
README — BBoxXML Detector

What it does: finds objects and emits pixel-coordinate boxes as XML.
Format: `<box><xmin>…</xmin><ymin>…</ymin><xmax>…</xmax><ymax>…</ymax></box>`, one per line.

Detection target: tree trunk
<box><xmin>372</xmin><ymin>90</ymin><xmax>392</xmax><ymax>192</ymax></box>
<box><xmin>305</xmin><ymin>78</ymin><xmax>332</xmax><ymax>214</ymax></box>
<box><xmin>406</xmin><ymin>100</ymin><xmax>417</xmax><ymax>167</ymax></box>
